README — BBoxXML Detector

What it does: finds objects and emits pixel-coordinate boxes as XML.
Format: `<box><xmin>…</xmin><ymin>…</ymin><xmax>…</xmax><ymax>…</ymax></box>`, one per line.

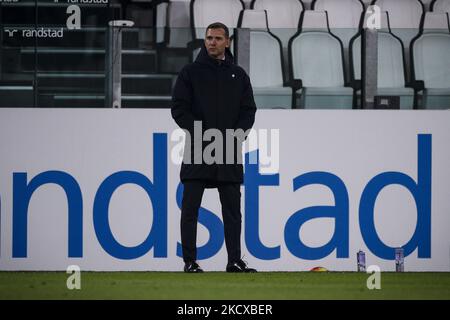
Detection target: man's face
<box><xmin>205</xmin><ymin>28</ymin><xmax>230</xmax><ymax>59</ymax></box>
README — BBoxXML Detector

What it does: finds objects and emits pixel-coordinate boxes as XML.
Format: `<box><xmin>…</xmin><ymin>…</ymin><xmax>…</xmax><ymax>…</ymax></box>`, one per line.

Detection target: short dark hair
<box><xmin>206</xmin><ymin>22</ymin><xmax>230</xmax><ymax>38</ymax></box>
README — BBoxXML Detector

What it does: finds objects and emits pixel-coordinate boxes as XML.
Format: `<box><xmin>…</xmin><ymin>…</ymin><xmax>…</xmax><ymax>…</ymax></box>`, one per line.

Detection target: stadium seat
<box><xmin>159</xmin><ymin>0</ymin><xmax>192</xmax><ymax>48</ymax></box>
<box><xmin>118</xmin><ymin>0</ymin><xmax>168</xmax><ymax>49</ymax></box>
<box><xmin>431</xmin><ymin>0</ymin><xmax>450</xmax><ymax>13</ymax></box>
<box><xmin>411</xmin><ymin>12</ymin><xmax>450</xmax><ymax>109</ymax></box>
<box><xmin>239</xmin><ymin>10</ymin><xmax>292</xmax><ymax>109</ymax></box>
<box><xmin>251</xmin><ymin>0</ymin><xmax>305</xmax><ymax>77</ymax></box>
<box><xmin>189</xmin><ymin>0</ymin><xmax>244</xmax><ymax>60</ymax></box>
<box><xmin>154</xmin><ymin>1</ymin><xmax>193</xmax><ymax>73</ymax></box>
<box><xmin>312</xmin><ymin>0</ymin><xmax>365</xmax><ymax>83</ymax></box>
<box><xmin>190</xmin><ymin>0</ymin><xmax>244</xmax><ymax>40</ymax></box>
<box><xmin>371</xmin><ymin>0</ymin><xmax>424</xmax><ymax>39</ymax></box>
<box><xmin>350</xmin><ymin>11</ymin><xmax>415</xmax><ymax>109</ymax></box>
<box><xmin>289</xmin><ymin>11</ymin><xmax>354</xmax><ymax>109</ymax></box>
<box><xmin>251</xmin><ymin>0</ymin><xmax>304</xmax><ymax>30</ymax></box>
<box><xmin>155</xmin><ymin>1</ymin><xmax>169</xmax><ymax>45</ymax></box>
<box><xmin>238</xmin><ymin>9</ymin><xmax>268</xmax><ymax>29</ymax></box>
<box><xmin>371</xmin><ymin>0</ymin><xmax>425</xmax><ymax>81</ymax></box>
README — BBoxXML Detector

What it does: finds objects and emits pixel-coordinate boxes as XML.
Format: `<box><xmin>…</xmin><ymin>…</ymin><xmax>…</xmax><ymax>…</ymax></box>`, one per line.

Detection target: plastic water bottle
<box><xmin>357</xmin><ymin>250</ymin><xmax>366</xmax><ymax>272</ymax></box>
<box><xmin>395</xmin><ymin>248</ymin><xmax>404</xmax><ymax>272</ymax></box>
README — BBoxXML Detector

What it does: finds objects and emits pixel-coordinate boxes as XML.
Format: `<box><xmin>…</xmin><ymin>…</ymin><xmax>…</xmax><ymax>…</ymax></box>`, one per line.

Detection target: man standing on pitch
<box><xmin>171</xmin><ymin>22</ymin><xmax>257</xmax><ymax>273</ymax></box>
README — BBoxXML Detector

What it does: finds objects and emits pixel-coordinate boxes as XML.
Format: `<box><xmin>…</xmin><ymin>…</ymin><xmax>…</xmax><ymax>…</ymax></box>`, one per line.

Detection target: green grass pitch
<box><xmin>0</xmin><ymin>272</ymin><xmax>449</xmax><ymax>300</ymax></box>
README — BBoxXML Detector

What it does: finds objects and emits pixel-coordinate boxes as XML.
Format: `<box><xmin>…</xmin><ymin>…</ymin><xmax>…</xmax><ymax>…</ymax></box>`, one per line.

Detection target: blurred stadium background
<box><xmin>1</xmin><ymin>0</ymin><xmax>450</xmax><ymax>109</ymax></box>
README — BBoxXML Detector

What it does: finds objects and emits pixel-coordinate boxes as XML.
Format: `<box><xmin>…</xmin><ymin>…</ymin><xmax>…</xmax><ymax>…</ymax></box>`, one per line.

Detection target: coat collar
<box><xmin>195</xmin><ymin>44</ymin><xmax>234</xmax><ymax>68</ymax></box>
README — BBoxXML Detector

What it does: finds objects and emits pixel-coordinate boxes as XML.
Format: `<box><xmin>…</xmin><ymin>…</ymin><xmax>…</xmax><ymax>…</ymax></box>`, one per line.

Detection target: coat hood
<box><xmin>195</xmin><ymin>44</ymin><xmax>234</xmax><ymax>67</ymax></box>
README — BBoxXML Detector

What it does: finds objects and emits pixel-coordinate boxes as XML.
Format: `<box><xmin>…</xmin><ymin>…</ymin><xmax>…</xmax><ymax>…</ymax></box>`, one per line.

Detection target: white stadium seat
<box><xmin>238</xmin><ymin>9</ymin><xmax>269</xmax><ymax>29</ymax></box>
<box><xmin>290</xmin><ymin>11</ymin><xmax>354</xmax><ymax>109</ymax></box>
<box><xmin>191</xmin><ymin>0</ymin><xmax>244</xmax><ymax>39</ymax></box>
<box><xmin>312</xmin><ymin>0</ymin><xmax>365</xmax><ymax>82</ymax></box>
<box><xmin>431</xmin><ymin>0</ymin><xmax>450</xmax><ymax>13</ymax></box>
<box><xmin>251</xmin><ymin>0</ymin><xmax>304</xmax><ymax>29</ymax></box>
<box><xmin>239</xmin><ymin>10</ymin><xmax>292</xmax><ymax>108</ymax></box>
<box><xmin>351</xmin><ymin>12</ymin><xmax>415</xmax><ymax>109</ymax></box>
<box><xmin>371</xmin><ymin>0</ymin><xmax>425</xmax><ymax>81</ymax></box>
<box><xmin>411</xmin><ymin>12</ymin><xmax>450</xmax><ymax>109</ymax></box>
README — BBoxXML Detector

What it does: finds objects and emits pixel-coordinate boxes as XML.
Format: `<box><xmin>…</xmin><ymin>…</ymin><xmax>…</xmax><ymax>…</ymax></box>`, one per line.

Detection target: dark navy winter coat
<box><xmin>171</xmin><ymin>45</ymin><xmax>257</xmax><ymax>186</ymax></box>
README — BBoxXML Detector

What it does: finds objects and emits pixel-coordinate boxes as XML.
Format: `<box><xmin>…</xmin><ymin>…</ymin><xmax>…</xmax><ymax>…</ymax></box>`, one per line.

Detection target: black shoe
<box><xmin>226</xmin><ymin>259</ymin><xmax>257</xmax><ymax>273</ymax></box>
<box><xmin>184</xmin><ymin>261</ymin><xmax>204</xmax><ymax>273</ymax></box>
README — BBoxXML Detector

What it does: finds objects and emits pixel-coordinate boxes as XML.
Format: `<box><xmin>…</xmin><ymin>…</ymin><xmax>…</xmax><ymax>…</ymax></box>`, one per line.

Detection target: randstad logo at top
<box><xmin>10</xmin><ymin>134</ymin><xmax>431</xmax><ymax>261</ymax></box>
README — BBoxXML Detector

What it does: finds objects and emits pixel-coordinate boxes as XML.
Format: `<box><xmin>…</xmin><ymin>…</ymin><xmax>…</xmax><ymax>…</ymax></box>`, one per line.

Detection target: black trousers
<box><xmin>181</xmin><ymin>180</ymin><xmax>241</xmax><ymax>264</ymax></box>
